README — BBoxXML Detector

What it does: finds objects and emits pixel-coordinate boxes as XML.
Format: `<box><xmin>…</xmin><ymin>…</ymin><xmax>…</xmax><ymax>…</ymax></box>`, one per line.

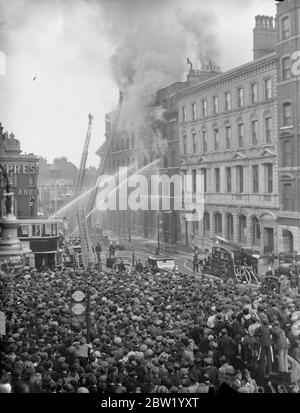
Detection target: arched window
<box><xmin>238</xmin><ymin>215</ymin><xmax>247</xmax><ymax>243</ymax></box>
<box><xmin>282</xmin><ymin>229</ymin><xmax>293</xmax><ymax>253</ymax></box>
<box><xmin>251</xmin><ymin>216</ymin><xmax>260</xmax><ymax>246</ymax></box>
<box><xmin>203</xmin><ymin>212</ymin><xmax>210</xmax><ymax>236</ymax></box>
<box><xmin>226</xmin><ymin>214</ymin><xmax>234</xmax><ymax>241</ymax></box>
<box><xmin>214</xmin><ymin>212</ymin><xmax>222</xmax><ymax>236</ymax></box>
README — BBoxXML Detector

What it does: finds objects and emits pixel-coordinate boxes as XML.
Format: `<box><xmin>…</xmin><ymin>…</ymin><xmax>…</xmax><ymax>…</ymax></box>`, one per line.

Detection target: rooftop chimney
<box><xmin>253</xmin><ymin>15</ymin><xmax>276</xmax><ymax>60</ymax></box>
<box><xmin>186</xmin><ymin>60</ymin><xmax>221</xmax><ymax>85</ymax></box>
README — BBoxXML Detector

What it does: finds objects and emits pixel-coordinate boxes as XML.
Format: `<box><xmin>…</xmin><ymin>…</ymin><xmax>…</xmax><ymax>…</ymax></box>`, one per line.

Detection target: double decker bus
<box><xmin>17</xmin><ymin>219</ymin><xmax>63</xmax><ymax>270</ymax></box>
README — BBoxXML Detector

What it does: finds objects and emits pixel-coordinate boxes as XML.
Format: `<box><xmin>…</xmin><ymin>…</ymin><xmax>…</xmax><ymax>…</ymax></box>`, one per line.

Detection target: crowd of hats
<box><xmin>1</xmin><ymin>266</ymin><xmax>300</xmax><ymax>393</ymax></box>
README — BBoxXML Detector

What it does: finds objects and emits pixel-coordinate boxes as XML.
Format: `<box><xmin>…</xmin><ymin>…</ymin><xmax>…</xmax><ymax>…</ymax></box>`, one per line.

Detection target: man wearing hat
<box><xmin>270</xmin><ymin>319</ymin><xmax>290</xmax><ymax>373</ymax></box>
<box><xmin>256</xmin><ymin>319</ymin><xmax>274</xmax><ymax>378</ymax></box>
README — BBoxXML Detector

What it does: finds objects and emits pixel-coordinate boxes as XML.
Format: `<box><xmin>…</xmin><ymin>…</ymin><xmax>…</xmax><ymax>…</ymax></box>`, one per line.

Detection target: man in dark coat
<box><xmin>255</xmin><ymin>319</ymin><xmax>274</xmax><ymax>377</ymax></box>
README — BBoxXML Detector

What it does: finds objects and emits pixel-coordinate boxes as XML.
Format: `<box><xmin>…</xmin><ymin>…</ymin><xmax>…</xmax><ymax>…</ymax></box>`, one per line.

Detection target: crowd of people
<box><xmin>1</xmin><ymin>260</ymin><xmax>300</xmax><ymax>393</ymax></box>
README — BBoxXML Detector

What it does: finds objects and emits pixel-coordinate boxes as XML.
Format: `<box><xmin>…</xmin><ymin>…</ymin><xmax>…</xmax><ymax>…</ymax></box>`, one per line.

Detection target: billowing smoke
<box><xmin>99</xmin><ymin>0</ymin><xmax>220</xmax><ymax>160</ymax></box>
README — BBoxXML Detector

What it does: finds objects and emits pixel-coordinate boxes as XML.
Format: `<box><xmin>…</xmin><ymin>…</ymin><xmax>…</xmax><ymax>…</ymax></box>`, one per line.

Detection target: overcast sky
<box><xmin>0</xmin><ymin>0</ymin><xmax>276</xmax><ymax>168</ymax></box>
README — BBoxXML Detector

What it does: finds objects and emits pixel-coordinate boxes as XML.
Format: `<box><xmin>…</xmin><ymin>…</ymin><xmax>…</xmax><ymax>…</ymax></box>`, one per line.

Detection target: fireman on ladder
<box><xmin>95</xmin><ymin>242</ymin><xmax>102</xmax><ymax>264</ymax></box>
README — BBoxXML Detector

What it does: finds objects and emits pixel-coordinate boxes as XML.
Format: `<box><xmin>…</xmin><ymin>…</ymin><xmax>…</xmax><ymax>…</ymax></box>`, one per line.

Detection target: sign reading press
<box><xmin>1</xmin><ymin>163</ymin><xmax>39</xmax><ymax>174</ymax></box>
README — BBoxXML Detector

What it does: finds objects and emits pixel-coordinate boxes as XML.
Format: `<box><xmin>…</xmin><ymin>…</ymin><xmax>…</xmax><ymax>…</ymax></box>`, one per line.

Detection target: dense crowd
<box><xmin>1</xmin><ymin>263</ymin><xmax>300</xmax><ymax>393</ymax></box>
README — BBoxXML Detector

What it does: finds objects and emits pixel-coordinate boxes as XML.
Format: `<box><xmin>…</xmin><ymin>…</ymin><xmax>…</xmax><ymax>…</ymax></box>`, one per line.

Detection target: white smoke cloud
<box><xmin>0</xmin><ymin>0</ymin><xmax>276</xmax><ymax>166</ymax></box>
<box><xmin>98</xmin><ymin>0</ymin><xmax>221</xmax><ymax>159</ymax></box>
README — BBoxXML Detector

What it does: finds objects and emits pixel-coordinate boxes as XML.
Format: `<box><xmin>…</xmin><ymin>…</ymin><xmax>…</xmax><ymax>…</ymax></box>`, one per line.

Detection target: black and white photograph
<box><xmin>0</xmin><ymin>0</ymin><xmax>300</xmax><ymax>398</ymax></box>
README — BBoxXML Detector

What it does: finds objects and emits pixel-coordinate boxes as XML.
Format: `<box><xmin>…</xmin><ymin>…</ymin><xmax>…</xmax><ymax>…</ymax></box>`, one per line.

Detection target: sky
<box><xmin>0</xmin><ymin>0</ymin><xmax>276</xmax><ymax>168</ymax></box>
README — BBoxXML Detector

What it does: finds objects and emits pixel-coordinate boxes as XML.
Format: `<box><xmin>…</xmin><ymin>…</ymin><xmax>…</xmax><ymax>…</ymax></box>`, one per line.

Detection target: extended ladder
<box><xmin>87</xmin><ymin>93</ymin><xmax>123</xmax><ymax>226</ymax></box>
<box><xmin>76</xmin><ymin>206</ymin><xmax>95</xmax><ymax>268</ymax></box>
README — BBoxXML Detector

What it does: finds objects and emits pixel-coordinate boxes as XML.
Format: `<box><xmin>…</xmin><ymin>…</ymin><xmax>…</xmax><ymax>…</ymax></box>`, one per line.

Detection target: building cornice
<box><xmin>177</xmin><ymin>53</ymin><xmax>278</xmax><ymax>100</ymax></box>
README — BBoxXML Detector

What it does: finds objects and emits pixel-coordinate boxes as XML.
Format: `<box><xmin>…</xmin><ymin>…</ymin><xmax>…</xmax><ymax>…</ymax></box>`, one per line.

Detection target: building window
<box><xmin>282</xmin><ymin>102</ymin><xmax>292</xmax><ymax>126</ymax></box>
<box><xmin>201</xmin><ymin>168</ymin><xmax>207</xmax><ymax>193</ymax></box>
<box><xmin>42</xmin><ymin>224</ymin><xmax>51</xmax><ymax>236</ymax></box>
<box><xmin>239</xmin><ymin>215</ymin><xmax>247</xmax><ymax>244</ymax></box>
<box><xmin>183</xmin><ymin>134</ymin><xmax>187</xmax><ymax>154</ymax></box>
<box><xmin>213</xmin><ymin>96</ymin><xmax>219</xmax><ymax>114</ymax></box>
<box><xmin>283</xmin><ymin>183</ymin><xmax>292</xmax><ymax>210</ymax></box>
<box><xmin>264</xmin><ymin>78</ymin><xmax>272</xmax><ymax>100</ymax></box>
<box><xmin>265</xmin><ymin>117</ymin><xmax>272</xmax><ymax>143</ymax></box>
<box><xmin>203</xmin><ymin>212</ymin><xmax>210</xmax><ymax>235</ymax></box>
<box><xmin>237</xmin><ymin>87</ymin><xmax>244</xmax><ymax>107</ymax></box>
<box><xmin>202</xmin><ymin>100</ymin><xmax>207</xmax><ymax>117</ymax></box>
<box><xmin>264</xmin><ymin>164</ymin><xmax>273</xmax><ymax>193</ymax></box>
<box><xmin>237</xmin><ymin>166</ymin><xmax>243</xmax><ymax>193</ymax></box>
<box><xmin>214</xmin><ymin>212</ymin><xmax>222</xmax><ymax>236</ymax></box>
<box><xmin>213</xmin><ymin>128</ymin><xmax>219</xmax><ymax>151</ymax></box>
<box><xmin>19</xmin><ymin>225</ymin><xmax>29</xmax><ymax>237</ymax></box>
<box><xmin>251</xmin><ymin>120</ymin><xmax>258</xmax><ymax>146</ymax></box>
<box><xmin>192</xmin><ymin>103</ymin><xmax>197</xmax><ymax>120</ymax></box>
<box><xmin>282</xmin><ymin>57</ymin><xmax>291</xmax><ymax>81</ymax></box>
<box><xmin>251</xmin><ymin>83</ymin><xmax>258</xmax><ymax>104</ymax></box>
<box><xmin>238</xmin><ymin>123</ymin><xmax>244</xmax><ymax>147</ymax></box>
<box><xmin>281</xmin><ymin>16</ymin><xmax>290</xmax><ymax>40</ymax></box>
<box><xmin>252</xmin><ymin>217</ymin><xmax>261</xmax><ymax>246</ymax></box>
<box><xmin>192</xmin><ymin>169</ymin><xmax>197</xmax><ymax>194</ymax></box>
<box><xmin>226</xmin><ymin>167</ymin><xmax>231</xmax><ymax>192</ymax></box>
<box><xmin>225</xmin><ymin>92</ymin><xmax>231</xmax><ymax>111</ymax></box>
<box><xmin>182</xmin><ymin>106</ymin><xmax>187</xmax><ymax>122</ymax></box>
<box><xmin>226</xmin><ymin>214</ymin><xmax>234</xmax><ymax>241</ymax></box>
<box><xmin>202</xmin><ymin>131</ymin><xmax>208</xmax><ymax>153</ymax></box>
<box><xmin>215</xmin><ymin>168</ymin><xmax>220</xmax><ymax>193</ymax></box>
<box><xmin>192</xmin><ymin>131</ymin><xmax>197</xmax><ymax>153</ymax></box>
<box><xmin>252</xmin><ymin>165</ymin><xmax>259</xmax><ymax>193</ymax></box>
<box><xmin>225</xmin><ymin>126</ymin><xmax>231</xmax><ymax>150</ymax></box>
<box><xmin>32</xmin><ymin>224</ymin><xmax>41</xmax><ymax>237</ymax></box>
<box><xmin>282</xmin><ymin>140</ymin><xmax>292</xmax><ymax>167</ymax></box>
<box><xmin>171</xmin><ymin>150</ymin><xmax>176</xmax><ymax>167</ymax></box>
<box><xmin>51</xmin><ymin>224</ymin><xmax>57</xmax><ymax>236</ymax></box>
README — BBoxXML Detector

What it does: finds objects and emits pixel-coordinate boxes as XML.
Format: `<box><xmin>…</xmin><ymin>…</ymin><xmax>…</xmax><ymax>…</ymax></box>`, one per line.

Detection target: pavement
<box><xmin>100</xmin><ymin>230</ymin><xmax>271</xmax><ymax>287</ymax></box>
<box><xmin>101</xmin><ymin>230</ymin><xmax>208</xmax><ymax>275</ymax></box>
